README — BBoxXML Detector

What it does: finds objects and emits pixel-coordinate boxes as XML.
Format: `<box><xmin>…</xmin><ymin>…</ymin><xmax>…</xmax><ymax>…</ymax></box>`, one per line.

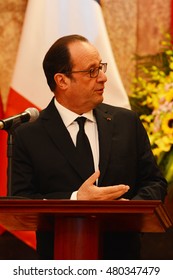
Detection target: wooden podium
<box><xmin>0</xmin><ymin>199</ymin><xmax>172</xmax><ymax>259</ymax></box>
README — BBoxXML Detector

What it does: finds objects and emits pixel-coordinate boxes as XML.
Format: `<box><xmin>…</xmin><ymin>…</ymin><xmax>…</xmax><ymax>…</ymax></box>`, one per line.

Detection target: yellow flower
<box><xmin>161</xmin><ymin>112</ymin><xmax>173</xmax><ymax>134</ymax></box>
<box><xmin>165</xmin><ymin>88</ymin><xmax>173</xmax><ymax>102</ymax></box>
<box><xmin>152</xmin><ymin>147</ymin><xmax>162</xmax><ymax>157</ymax></box>
<box><xmin>155</xmin><ymin>136</ymin><xmax>173</xmax><ymax>152</ymax></box>
<box><xmin>170</xmin><ymin>62</ymin><xmax>173</xmax><ymax>70</ymax></box>
<box><xmin>130</xmin><ymin>34</ymin><xmax>173</xmax><ymax>188</ymax></box>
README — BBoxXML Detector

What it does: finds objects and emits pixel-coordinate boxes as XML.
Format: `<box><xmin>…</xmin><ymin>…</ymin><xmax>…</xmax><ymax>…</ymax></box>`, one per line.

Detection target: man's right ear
<box><xmin>54</xmin><ymin>73</ymin><xmax>68</xmax><ymax>90</ymax></box>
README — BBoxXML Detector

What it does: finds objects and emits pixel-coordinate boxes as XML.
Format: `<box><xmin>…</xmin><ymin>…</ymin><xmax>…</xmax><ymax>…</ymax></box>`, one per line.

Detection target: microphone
<box><xmin>0</xmin><ymin>107</ymin><xmax>39</xmax><ymax>130</ymax></box>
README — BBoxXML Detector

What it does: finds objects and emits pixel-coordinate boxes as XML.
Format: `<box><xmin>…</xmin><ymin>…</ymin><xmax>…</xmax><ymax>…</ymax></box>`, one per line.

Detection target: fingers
<box><xmin>98</xmin><ymin>185</ymin><xmax>130</xmax><ymax>200</ymax></box>
<box><xmin>102</xmin><ymin>184</ymin><xmax>129</xmax><ymax>194</ymax></box>
<box><xmin>84</xmin><ymin>170</ymin><xmax>100</xmax><ymax>186</ymax></box>
<box><xmin>78</xmin><ymin>170</ymin><xmax>130</xmax><ymax>200</ymax></box>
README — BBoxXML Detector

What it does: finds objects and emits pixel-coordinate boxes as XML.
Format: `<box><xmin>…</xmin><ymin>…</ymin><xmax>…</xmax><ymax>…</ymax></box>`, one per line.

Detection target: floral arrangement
<box><xmin>129</xmin><ymin>34</ymin><xmax>173</xmax><ymax>198</ymax></box>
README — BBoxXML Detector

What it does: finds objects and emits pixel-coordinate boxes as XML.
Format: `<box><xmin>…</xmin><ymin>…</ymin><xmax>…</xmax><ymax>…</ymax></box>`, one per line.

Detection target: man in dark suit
<box><xmin>12</xmin><ymin>34</ymin><xmax>167</xmax><ymax>259</ymax></box>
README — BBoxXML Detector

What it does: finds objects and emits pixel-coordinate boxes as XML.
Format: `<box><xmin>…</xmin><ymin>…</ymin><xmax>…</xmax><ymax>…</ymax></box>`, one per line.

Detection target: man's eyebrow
<box><xmin>87</xmin><ymin>61</ymin><xmax>102</xmax><ymax>68</ymax></box>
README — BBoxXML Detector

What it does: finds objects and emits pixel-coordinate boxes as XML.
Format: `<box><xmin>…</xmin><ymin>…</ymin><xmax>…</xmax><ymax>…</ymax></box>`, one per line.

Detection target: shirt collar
<box><xmin>54</xmin><ymin>98</ymin><xmax>95</xmax><ymax>128</ymax></box>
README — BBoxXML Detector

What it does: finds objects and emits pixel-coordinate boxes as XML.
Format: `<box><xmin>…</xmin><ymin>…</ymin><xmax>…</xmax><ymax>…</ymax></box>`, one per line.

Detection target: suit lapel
<box><xmin>41</xmin><ymin>99</ymin><xmax>114</xmax><ymax>184</ymax></box>
<box><xmin>40</xmin><ymin>99</ymin><xmax>91</xmax><ymax>181</ymax></box>
<box><xmin>94</xmin><ymin>106</ymin><xmax>114</xmax><ymax>185</ymax></box>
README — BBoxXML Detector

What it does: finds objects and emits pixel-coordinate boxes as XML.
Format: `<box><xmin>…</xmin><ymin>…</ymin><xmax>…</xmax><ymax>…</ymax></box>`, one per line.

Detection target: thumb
<box><xmin>85</xmin><ymin>170</ymin><xmax>100</xmax><ymax>185</ymax></box>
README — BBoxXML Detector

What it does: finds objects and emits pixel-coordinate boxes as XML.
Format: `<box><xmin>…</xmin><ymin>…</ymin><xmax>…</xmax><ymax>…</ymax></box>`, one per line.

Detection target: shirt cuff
<box><xmin>70</xmin><ymin>191</ymin><xmax>78</xmax><ymax>200</ymax></box>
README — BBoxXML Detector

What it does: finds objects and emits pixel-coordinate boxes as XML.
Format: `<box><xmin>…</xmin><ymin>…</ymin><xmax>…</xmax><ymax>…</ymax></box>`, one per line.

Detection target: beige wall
<box><xmin>0</xmin><ymin>0</ymin><xmax>27</xmax><ymax>105</ymax></box>
<box><xmin>0</xmin><ymin>0</ymin><xmax>171</xmax><ymax>107</ymax></box>
<box><xmin>102</xmin><ymin>0</ymin><xmax>171</xmax><ymax>94</ymax></box>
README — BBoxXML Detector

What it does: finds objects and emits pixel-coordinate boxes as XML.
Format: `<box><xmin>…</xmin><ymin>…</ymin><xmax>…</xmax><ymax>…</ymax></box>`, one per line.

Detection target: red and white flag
<box><xmin>0</xmin><ymin>92</ymin><xmax>7</xmax><ymax>197</ymax></box>
<box><xmin>0</xmin><ymin>92</ymin><xmax>6</xmax><ymax>235</ymax></box>
<box><xmin>4</xmin><ymin>0</ymin><xmax>130</xmax><ymax>248</ymax></box>
<box><xmin>171</xmin><ymin>0</ymin><xmax>173</xmax><ymax>36</ymax></box>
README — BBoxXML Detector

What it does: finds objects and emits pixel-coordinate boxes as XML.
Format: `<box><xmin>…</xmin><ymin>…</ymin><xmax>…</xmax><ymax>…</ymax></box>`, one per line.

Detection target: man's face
<box><xmin>64</xmin><ymin>41</ymin><xmax>107</xmax><ymax>114</ymax></box>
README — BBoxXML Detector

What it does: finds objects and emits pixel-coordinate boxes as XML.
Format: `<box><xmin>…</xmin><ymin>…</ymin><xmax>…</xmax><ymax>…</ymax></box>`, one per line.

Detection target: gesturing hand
<box><xmin>77</xmin><ymin>170</ymin><xmax>130</xmax><ymax>200</ymax></box>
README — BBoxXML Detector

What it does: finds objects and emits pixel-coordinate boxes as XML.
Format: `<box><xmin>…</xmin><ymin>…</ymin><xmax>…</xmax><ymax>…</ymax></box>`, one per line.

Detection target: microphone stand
<box><xmin>7</xmin><ymin>131</ymin><xmax>13</xmax><ymax>196</ymax></box>
<box><xmin>1</xmin><ymin>108</ymin><xmax>39</xmax><ymax>198</ymax></box>
<box><xmin>6</xmin><ymin>121</ymin><xmax>20</xmax><ymax>196</ymax></box>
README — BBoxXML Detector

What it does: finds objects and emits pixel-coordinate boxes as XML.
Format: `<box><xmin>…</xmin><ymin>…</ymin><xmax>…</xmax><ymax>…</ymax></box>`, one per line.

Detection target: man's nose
<box><xmin>97</xmin><ymin>70</ymin><xmax>107</xmax><ymax>82</ymax></box>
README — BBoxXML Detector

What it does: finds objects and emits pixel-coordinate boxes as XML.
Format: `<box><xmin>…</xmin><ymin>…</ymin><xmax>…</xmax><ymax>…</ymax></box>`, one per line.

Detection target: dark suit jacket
<box><xmin>12</xmin><ymin>97</ymin><xmax>167</xmax><ymax>201</ymax></box>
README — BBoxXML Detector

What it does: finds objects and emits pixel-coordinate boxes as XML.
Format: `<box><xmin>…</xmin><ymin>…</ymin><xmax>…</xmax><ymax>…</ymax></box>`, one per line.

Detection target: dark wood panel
<box><xmin>0</xmin><ymin>199</ymin><xmax>172</xmax><ymax>232</ymax></box>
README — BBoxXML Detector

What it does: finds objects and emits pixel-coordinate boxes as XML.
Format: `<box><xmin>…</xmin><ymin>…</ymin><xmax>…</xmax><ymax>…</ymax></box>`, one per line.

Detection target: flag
<box><xmin>0</xmin><ymin>92</ymin><xmax>7</xmax><ymax>197</ymax></box>
<box><xmin>5</xmin><ymin>0</ymin><xmax>130</xmax><ymax>248</ymax></box>
<box><xmin>0</xmin><ymin>92</ymin><xmax>6</xmax><ymax>235</ymax></box>
<box><xmin>171</xmin><ymin>0</ymin><xmax>173</xmax><ymax>36</ymax></box>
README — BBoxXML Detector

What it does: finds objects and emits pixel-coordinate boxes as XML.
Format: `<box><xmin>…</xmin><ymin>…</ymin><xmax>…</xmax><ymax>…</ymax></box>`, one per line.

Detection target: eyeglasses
<box><xmin>64</xmin><ymin>62</ymin><xmax>107</xmax><ymax>78</ymax></box>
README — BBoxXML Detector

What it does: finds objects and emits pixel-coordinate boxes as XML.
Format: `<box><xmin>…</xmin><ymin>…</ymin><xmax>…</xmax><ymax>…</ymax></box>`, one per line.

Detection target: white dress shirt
<box><xmin>54</xmin><ymin>99</ymin><xmax>99</xmax><ymax>199</ymax></box>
